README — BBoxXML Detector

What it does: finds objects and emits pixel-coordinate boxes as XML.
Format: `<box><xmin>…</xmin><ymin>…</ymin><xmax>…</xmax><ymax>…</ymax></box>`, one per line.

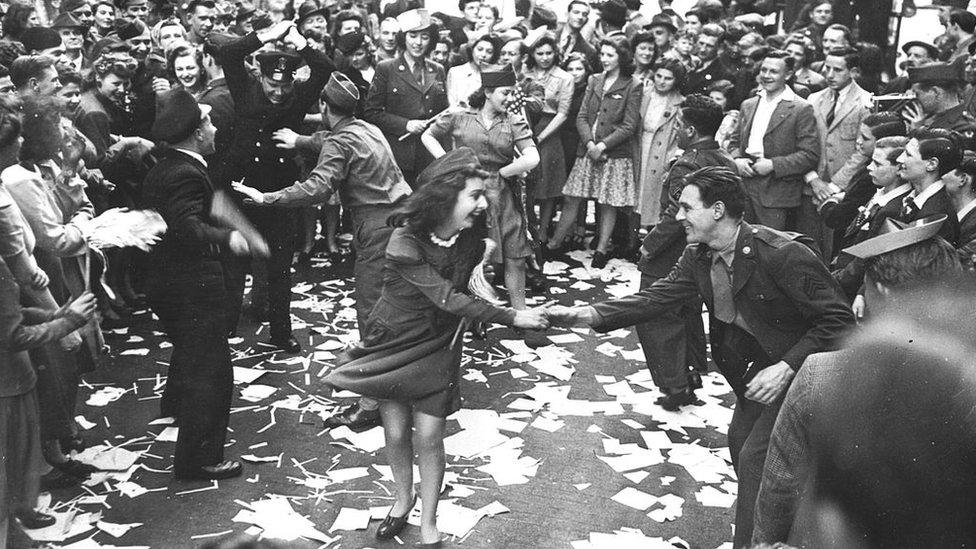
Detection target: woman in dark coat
<box><xmin>323</xmin><ymin>148</ymin><xmax>548</xmax><ymax>547</ymax></box>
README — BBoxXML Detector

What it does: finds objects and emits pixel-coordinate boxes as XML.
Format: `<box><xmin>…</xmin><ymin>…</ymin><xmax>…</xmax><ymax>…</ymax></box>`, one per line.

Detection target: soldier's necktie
<box><xmin>413</xmin><ymin>63</ymin><xmax>424</xmax><ymax>87</ymax></box>
<box><xmin>710</xmin><ymin>255</ymin><xmax>736</xmax><ymax>324</ymax></box>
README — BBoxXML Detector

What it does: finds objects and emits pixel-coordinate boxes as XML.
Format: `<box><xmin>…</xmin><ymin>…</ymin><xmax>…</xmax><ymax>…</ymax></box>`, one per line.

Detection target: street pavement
<box><xmin>30</xmin><ymin>247</ymin><xmax>740</xmax><ymax>549</ymax></box>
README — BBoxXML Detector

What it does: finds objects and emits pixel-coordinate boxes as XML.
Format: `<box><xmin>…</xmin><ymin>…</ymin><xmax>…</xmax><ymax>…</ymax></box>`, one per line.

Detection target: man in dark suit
<box><xmin>729</xmin><ymin>50</ymin><xmax>821</xmax><ymax>231</ymax></box>
<box><xmin>142</xmin><ymin>89</ymin><xmax>255</xmax><ymax>480</ymax></box>
<box><xmin>635</xmin><ymin>94</ymin><xmax>735</xmax><ymax>411</ymax></box>
<box><xmin>944</xmin><ymin>150</ymin><xmax>976</xmax><ymax>266</ymax></box>
<box><xmin>827</xmin><ymin>135</ymin><xmax>913</xmax><ymax>298</ymax></box>
<box><xmin>215</xmin><ymin>20</ymin><xmax>334</xmax><ymax>353</ymax></box>
<box><xmin>364</xmin><ymin>8</ymin><xmax>448</xmax><ymax>188</ymax></box>
<box><xmin>556</xmin><ymin>0</ymin><xmax>599</xmax><ymax>71</ymax></box>
<box><xmin>549</xmin><ymin>167</ymin><xmax>854</xmax><ymax>548</ymax></box>
<box><xmin>683</xmin><ymin>25</ymin><xmax>731</xmax><ymax>96</ymax></box>
<box><xmin>895</xmin><ymin>127</ymin><xmax>961</xmax><ymax>245</ymax></box>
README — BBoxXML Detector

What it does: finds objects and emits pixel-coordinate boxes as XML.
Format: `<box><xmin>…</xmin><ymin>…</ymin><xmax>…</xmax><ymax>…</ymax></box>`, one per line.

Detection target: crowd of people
<box><xmin>3</xmin><ymin>0</ymin><xmax>976</xmax><ymax>545</ymax></box>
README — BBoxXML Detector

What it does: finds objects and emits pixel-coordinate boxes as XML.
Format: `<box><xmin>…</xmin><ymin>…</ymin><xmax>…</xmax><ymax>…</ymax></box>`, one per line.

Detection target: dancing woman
<box><xmin>323</xmin><ymin>148</ymin><xmax>548</xmax><ymax>547</ymax></box>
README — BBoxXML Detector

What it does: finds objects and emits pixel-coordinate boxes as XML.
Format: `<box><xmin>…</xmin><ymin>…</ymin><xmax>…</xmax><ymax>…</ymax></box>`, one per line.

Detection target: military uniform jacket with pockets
<box><xmin>594</xmin><ymin>222</ymin><xmax>854</xmax><ymax>391</ymax></box>
<box><xmin>364</xmin><ymin>54</ymin><xmax>448</xmax><ymax>173</ymax></box>
<box><xmin>638</xmin><ymin>140</ymin><xmax>736</xmax><ymax>278</ymax></box>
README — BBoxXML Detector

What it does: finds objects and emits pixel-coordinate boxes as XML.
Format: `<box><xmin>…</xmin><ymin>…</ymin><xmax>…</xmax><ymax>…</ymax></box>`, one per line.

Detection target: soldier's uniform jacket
<box><xmin>595</xmin><ymin>222</ymin><xmax>854</xmax><ymax>394</ymax></box>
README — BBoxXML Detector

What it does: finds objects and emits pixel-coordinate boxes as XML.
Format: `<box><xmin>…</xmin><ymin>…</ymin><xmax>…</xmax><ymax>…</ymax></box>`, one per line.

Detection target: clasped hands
<box><xmin>512</xmin><ymin>304</ymin><xmax>596</xmax><ymax>330</ymax></box>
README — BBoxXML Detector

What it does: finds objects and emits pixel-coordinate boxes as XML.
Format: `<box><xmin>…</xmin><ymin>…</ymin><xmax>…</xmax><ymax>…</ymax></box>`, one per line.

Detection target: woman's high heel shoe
<box><xmin>376</xmin><ymin>493</ymin><xmax>417</xmax><ymax>540</ymax></box>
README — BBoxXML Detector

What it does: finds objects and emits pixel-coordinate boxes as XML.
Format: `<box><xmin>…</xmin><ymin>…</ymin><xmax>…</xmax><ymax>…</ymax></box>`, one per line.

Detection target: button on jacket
<box><xmin>575</xmin><ymin>72</ymin><xmax>642</xmax><ymax>159</ymax></box>
<box><xmin>593</xmin><ymin>222</ymin><xmax>854</xmax><ymax>392</ymax></box>
<box><xmin>364</xmin><ymin>54</ymin><xmax>448</xmax><ymax>174</ymax></box>
<box><xmin>215</xmin><ymin>33</ymin><xmax>335</xmax><ymax>192</ymax></box>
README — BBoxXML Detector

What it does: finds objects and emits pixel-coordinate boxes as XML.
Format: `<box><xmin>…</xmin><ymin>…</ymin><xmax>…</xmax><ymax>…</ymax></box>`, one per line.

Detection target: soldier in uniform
<box><xmin>215</xmin><ymin>20</ymin><xmax>334</xmax><ymax>352</ymax></box>
<box><xmin>364</xmin><ymin>9</ymin><xmax>448</xmax><ymax>188</ymax></box>
<box><xmin>905</xmin><ymin>59</ymin><xmax>976</xmax><ymax>140</ymax></box>
<box><xmin>636</xmin><ymin>94</ymin><xmax>736</xmax><ymax>411</ymax></box>
<box><xmin>233</xmin><ymin>72</ymin><xmax>413</xmax><ymax>431</ymax></box>
<box><xmin>548</xmin><ymin>167</ymin><xmax>854</xmax><ymax>548</ymax></box>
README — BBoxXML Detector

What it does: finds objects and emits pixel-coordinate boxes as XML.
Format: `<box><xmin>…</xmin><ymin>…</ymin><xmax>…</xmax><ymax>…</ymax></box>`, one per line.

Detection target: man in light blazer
<box><xmin>729</xmin><ymin>50</ymin><xmax>821</xmax><ymax>231</ymax></box>
<box><xmin>803</xmin><ymin>47</ymin><xmax>873</xmax><ymax>259</ymax></box>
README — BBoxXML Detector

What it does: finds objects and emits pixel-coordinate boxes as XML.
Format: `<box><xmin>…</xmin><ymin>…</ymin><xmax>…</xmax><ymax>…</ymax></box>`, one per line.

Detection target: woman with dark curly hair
<box><xmin>445</xmin><ymin>33</ymin><xmax>498</xmax><ymax>108</ymax></box>
<box><xmin>166</xmin><ymin>42</ymin><xmax>207</xmax><ymax>98</ymax></box>
<box><xmin>1</xmin><ymin>4</ymin><xmax>39</xmax><ymax>42</ymax></box>
<box><xmin>546</xmin><ymin>35</ymin><xmax>642</xmax><ymax>269</ymax></box>
<box><xmin>323</xmin><ymin>148</ymin><xmax>548</xmax><ymax>547</ymax></box>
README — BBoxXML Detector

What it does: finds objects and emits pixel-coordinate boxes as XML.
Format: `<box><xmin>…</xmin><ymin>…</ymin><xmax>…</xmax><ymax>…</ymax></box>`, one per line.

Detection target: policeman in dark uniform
<box><xmin>215</xmin><ymin>20</ymin><xmax>334</xmax><ymax>352</ymax></box>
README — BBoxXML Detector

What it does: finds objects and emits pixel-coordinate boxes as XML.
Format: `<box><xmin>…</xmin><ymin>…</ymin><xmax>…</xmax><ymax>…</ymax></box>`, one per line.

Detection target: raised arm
<box><xmin>217</xmin><ymin>22</ymin><xmax>293</xmax><ymax>104</ymax></box>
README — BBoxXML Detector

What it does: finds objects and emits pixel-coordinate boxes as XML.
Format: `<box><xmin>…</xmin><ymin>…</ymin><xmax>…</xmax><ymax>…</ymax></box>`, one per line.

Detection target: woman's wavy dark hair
<box><xmin>2</xmin><ymin>4</ymin><xmax>35</xmax><ymax>41</ymax></box>
<box><xmin>166</xmin><ymin>42</ymin><xmax>207</xmax><ymax>91</ymax></box>
<box><xmin>19</xmin><ymin>94</ymin><xmax>62</xmax><ymax>164</ymax></box>
<box><xmin>653</xmin><ymin>57</ymin><xmax>687</xmax><ymax>92</ymax></box>
<box><xmin>600</xmin><ymin>35</ymin><xmax>634</xmax><ymax>77</ymax></box>
<box><xmin>524</xmin><ymin>33</ymin><xmax>560</xmax><ymax>70</ymax></box>
<box><xmin>392</xmin><ymin>165</ymin><xmax>490</xmax><ymax>235</ymax></box>
<box><xmin>465</xmin><ymin>33</ymin><xmax>500</xmax><ymax>65</ymax></box>
<box><xmin>391</xmin><ymin>164</ymin><xmax>490</xmax><ymax>287</ymax></box>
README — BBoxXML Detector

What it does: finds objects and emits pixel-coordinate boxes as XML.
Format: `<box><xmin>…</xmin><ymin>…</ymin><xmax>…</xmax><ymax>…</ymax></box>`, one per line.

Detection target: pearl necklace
<box><xmin>429</xmin><ymin>232</ymin><xmax>459</xmax><ymax>248</ymax></box>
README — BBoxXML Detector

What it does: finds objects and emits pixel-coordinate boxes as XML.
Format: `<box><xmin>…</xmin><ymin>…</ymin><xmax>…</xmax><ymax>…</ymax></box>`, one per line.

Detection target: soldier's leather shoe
<box><xmin>270</xmin><ymin>336</ymin><xmax>301</xmax><ymax>354</ymax></box>
<box><xmin>324</xmin><ymin>404</ymin><xmax>381</xmax><ymax>431</ymax></box>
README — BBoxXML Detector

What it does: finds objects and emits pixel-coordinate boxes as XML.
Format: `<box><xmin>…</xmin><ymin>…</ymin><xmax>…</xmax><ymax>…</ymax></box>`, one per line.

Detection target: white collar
<box><xmin>832</xmin><ymin>81</ymin><xmax>856</xmax><ymax>103</ymax></box>
<box><xmin>758</xmin><ymin>85</ymin><xmax>799</xmax><ymax>103</ymax></box>
<box><xmin>958</xmin><ymin>197</ymin><xmax>976</xmax><ymax>221</ymax></box>
<box><xmin>869</xmin><ymin>183</ymin><xmax>912</xmax><ymax>207</ymax></box>
<box><xmin>912</xmin><ymin>180</ymin><xmax>945</xmax><ymax>207</ymax></box>
<box><xmin>175</xmin><ymin>148</ymin><xmax>207</xmax><ymax>167</ymax></box>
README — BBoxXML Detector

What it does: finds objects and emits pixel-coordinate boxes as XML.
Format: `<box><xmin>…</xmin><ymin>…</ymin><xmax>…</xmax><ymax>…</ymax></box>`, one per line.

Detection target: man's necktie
<box><xmin>710</xmin><ymin>255</ymin><xmax>736</xmax><ymax>324</ymax></box>
<box><xmin>825</xmin><ymin>90</ymin><xmax>838</xmax><ymax>127</ymax></box>
<box><xmin>902</xmin><ymin>195</ymin><xmax>919</xmax><ymax>219</ymax></box>
<box><xmin>845</xmin><ymin>203</ymin><xmax>882</xmax><ymax>238</ymax></box>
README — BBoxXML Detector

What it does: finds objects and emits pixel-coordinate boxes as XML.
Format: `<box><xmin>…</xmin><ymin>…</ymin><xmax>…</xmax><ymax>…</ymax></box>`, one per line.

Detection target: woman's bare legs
<box><xmin>548</xmin><ymin>196</ymin><xmax>583</xmax><ymax>249</ymax></box>
<box><xmin>595</xmin><ymin>203</ymin><xmax>617</xmax><ymax>254</ymax></box>
<box><xmin>504</xmin><ymin>258</ymin><xmax>527</xmax><ymax>310</ymax></box>
<box><xmin>413</xmin><ymin>410</ymin><xmax>447</xmax><ymax>544</ymax></box>
<box><xmin>379</xmin><ymin>401</ymin><xmax>415</xmax><ymax>517</ymax></box>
